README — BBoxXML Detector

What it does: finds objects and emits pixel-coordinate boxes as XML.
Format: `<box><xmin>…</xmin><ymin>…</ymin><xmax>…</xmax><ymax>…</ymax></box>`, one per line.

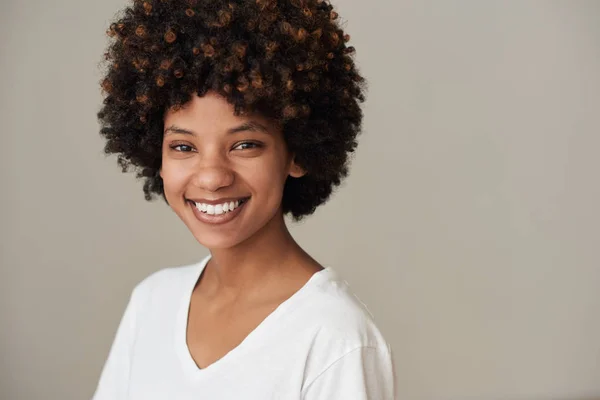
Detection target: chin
<box><xmin>193</xmin><ymin>233</ymin><xmax>246</xmax><ymax>250</ymax></box>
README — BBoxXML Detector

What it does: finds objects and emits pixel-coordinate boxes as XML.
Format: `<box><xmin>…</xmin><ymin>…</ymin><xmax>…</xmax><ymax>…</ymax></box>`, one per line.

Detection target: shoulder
<box><xmin>128</xmin><ymin>256</ymin><xmax>208</xmax><ymax>307</ymax></box>
<box><xmin>293</xmin><ymin>268</ymin><xmax>395</xmax><ymax>392</ymax></box>
<box><xmin>293</xmin><ymin>267</ymin><xmax>392</xmax><ymax>362</ymax></box>
<box><xmin>303</xmin><ymin>268</ymin><xmax>389</xmax><ymax>347</ymax></box>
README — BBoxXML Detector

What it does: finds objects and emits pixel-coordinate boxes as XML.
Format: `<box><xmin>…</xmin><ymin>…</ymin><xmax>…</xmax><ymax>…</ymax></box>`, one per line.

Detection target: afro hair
<box><xmin>98</xmin><ymin>0</ymin><xmax>366</xmax><ymax>220</ymax></box>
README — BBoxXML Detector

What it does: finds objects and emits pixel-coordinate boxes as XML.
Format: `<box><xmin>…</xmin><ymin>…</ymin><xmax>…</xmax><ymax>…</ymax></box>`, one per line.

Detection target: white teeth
<box><xmin>194</xmin><ymin>199</ymin><xmax>246</xmax><ymax>215</ymax></box>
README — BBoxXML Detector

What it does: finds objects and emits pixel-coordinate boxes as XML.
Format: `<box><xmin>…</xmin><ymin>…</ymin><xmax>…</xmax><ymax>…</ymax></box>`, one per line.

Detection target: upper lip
<box><xmin>187</xmin><ymin>197</ymin><xmax>249</xmax><ymax>205</ymax></box>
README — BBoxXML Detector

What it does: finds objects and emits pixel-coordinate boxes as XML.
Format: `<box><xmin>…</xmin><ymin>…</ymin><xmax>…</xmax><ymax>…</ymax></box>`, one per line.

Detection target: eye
<box><xmin>233</xmin><ymin>141</ymin><xmax>262</xmax><ymax>151</ymax></box>
<box><xmin>170</xmin><ymin>144</ymin><xmax>195</xmax><ymax>152</ymax></box>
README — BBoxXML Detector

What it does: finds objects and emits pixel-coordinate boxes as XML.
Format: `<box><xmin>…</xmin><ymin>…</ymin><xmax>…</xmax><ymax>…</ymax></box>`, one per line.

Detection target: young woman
<box><xmin>93</xmin><ymin>0</ymin><xmax>395</xmax><ymax>398</ymax></box>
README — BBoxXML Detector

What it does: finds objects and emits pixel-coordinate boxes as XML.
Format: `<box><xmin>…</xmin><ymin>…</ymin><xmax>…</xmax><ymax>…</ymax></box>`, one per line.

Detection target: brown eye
<box><xmin>233</xmin><ymin>142</ymin><xmax>261</xmax><ymax>151</ymax></box>
<box><xmin>171</xmin><ymin>144</ymin><xmax>195</xmax><ymax>152</ymax></box>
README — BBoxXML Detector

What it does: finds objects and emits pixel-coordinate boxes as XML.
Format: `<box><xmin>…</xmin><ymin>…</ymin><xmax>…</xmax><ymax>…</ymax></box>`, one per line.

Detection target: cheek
<box><xmin>161</xmin><ymin>159</ymin><xmax>191</xmax><ymax>195</ymax></box>
<box><xmin>244</xmin><ymin>154</ymin><xmax>289</xmax><ymax>196</ymax></box>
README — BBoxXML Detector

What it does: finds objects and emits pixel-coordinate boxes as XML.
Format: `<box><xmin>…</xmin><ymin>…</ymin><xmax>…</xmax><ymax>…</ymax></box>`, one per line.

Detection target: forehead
<box><xmin>163</xmin><ymin>92</ymin><xmax>274</xmax><ymax>133</ymax></box>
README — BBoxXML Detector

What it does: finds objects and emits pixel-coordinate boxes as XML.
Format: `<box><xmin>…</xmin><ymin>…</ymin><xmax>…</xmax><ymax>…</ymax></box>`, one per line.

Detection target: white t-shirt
<box><xmin>92</xmin><ymin>256</ymin><xmax>396</xmax><ymax>399</ymax></box>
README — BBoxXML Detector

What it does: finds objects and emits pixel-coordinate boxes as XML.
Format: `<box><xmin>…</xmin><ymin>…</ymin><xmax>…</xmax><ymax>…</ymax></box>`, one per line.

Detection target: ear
<box><xmin>289</xmin><ymin>158</ymin><xmax>306</xmax><ymax>178</ymax></box>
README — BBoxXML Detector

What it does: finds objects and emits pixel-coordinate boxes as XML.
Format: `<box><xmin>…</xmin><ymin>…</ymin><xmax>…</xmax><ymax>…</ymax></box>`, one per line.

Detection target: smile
<box><xmin>187</xmin><ymin>197</ymin><xmax>250</xmax><ymax>225</ymax></box>
<box><xmin>193</xmin><ymin>198</ymin><xmax>248</xmax><ymax>215</ymax></box>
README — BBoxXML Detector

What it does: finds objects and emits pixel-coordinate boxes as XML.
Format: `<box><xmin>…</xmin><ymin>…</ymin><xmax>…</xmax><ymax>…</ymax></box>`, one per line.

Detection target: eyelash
<box><xmin>233</xmin><ymin>142</ymin><xmax>261</xmax><ymax>150</ymax></box>
<box><xmin>170</xmin><ymin>144</ymin><xmax>194</xmax><ymax>152</ymax></box>
<box><xmin>169</xmin><ymin>142</ymin><xmax>263</xmax><ymax>152</ymax></box>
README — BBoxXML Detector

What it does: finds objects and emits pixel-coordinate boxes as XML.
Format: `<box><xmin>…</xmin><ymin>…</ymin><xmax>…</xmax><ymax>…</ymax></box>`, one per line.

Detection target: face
<box><xmin>160</xmin><ymin>92</ymin><xmax>304</xmax><ymax>250</ymax></box>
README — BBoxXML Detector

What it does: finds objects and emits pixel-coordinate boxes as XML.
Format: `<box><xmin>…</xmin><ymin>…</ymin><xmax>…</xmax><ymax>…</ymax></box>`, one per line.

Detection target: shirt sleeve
<box><xmin>91</xmin><ymin>285</ymin><xmax>141</xmax><ymax>400</ymax></box>
<box><xmin>302</xmin><ymin>345</ymin><xmax>397</xmax><ymax>400</ymax></box>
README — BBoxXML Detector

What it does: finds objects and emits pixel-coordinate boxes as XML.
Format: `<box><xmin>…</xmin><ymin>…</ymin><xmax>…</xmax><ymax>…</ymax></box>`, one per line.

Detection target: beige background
<box><xmin>1</xmin><ymin>0</ymin><xmax>599</xmax><ymax>399</ymax></box>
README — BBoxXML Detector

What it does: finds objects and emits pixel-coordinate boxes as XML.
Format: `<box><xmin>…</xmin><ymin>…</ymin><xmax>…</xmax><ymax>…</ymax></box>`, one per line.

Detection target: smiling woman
<box><xmin>93</xmin><ymin>0</ymin><xmax>395</xmax><ymax>399</ymax></box>
<box><xmin>160</xmin><ymin>93</ymin><xmax>305</xmax><ymax>249</ymax></box>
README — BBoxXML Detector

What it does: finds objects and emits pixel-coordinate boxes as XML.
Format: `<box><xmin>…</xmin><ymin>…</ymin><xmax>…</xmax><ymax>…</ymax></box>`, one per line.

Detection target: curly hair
<box><xmin>98</xmin><ymin>0</ymin><xmax>366</xmax><ymax>221</ymax></box>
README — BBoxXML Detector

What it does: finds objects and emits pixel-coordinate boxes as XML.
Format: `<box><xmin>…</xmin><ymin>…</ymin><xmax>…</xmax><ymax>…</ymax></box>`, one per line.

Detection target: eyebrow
<box><xmin>164</xmin><ymin>120</ymin><xmax>270</xmax><ymax>136</ymax></box>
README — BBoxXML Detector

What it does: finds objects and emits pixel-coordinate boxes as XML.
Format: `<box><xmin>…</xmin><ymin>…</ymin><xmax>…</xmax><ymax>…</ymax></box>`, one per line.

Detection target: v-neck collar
<box><xmin>174</xmin><ymin>255</ymin><xmax>333</xmax><ymax>379</ymax></box>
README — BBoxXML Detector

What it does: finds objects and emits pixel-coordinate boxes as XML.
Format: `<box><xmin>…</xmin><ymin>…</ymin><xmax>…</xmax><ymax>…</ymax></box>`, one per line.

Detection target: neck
<box><xmin>203</xmin><ymin>209</ymin><xmax>310</xmax><ymax>297</ymax></box>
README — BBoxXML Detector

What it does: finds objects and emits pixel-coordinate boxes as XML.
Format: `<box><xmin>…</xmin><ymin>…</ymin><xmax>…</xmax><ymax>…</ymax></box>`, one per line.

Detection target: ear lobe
<box><xmin>289</xmin><ymin>160</ymin><xmax>306</xmax><ymax>178</ymax></box>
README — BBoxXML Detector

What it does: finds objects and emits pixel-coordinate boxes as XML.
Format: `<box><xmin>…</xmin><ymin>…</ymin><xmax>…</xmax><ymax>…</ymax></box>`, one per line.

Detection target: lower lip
<box><xmin>189</xmin><ymin>199</ymin><xmax>248</xmax><ymax>225</ymax></box>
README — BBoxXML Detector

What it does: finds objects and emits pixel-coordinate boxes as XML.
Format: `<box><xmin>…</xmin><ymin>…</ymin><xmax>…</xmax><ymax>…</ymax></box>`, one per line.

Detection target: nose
<box><xmin>192</xmin><ymin>159</ymin><xmax>235</xmax><ymax>193</ymax></box>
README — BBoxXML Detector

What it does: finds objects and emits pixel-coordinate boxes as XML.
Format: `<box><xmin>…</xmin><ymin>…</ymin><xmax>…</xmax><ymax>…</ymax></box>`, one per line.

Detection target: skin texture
<box><xmin>161</xmin><ymin>91</ymin><xmax>304</xmax><ymax>251</ymax></box>
<box><xmin>161</xmin><ymin>92</ymin><xmax>323</xmax><ymax>369</ymax></box>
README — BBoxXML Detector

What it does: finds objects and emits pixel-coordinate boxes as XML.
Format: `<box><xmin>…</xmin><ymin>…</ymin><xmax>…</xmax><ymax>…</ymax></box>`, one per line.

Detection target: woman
<box><xmin>93</xmin><ymin>0</ymin><xmax>395</xmax><ymax>398</ymax></box>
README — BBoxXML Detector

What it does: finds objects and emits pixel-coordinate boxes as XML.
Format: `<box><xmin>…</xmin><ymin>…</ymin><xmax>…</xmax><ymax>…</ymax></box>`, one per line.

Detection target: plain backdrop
<box><xmin>1</xmin><ymin>1</ymin><xmax>599</xmax><ymax>399</ymax></box>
